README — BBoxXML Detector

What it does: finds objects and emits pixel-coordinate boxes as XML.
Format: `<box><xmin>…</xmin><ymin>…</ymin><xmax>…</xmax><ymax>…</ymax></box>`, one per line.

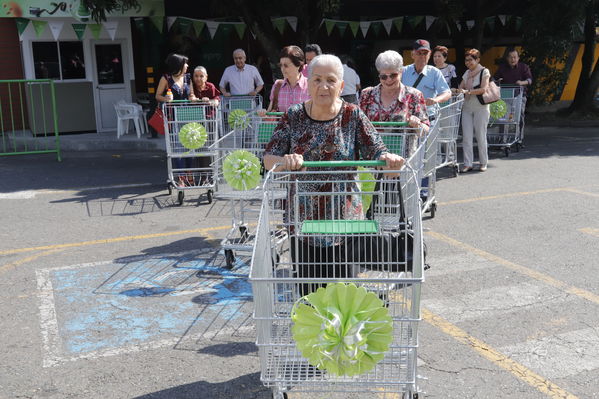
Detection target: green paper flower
<box><xmin>490</xmin><ymin>100</ymin><xmax>507</xmax><ymax>120</ymax></box>
<box><xmin>291</xmin><ymin>283</ymin><xmax>393</xmax><ymax>376</ymax></box>
<box><xmin>179</xmin><ymin>122</ymin><xmax>207</xmax><ymax>150</ymax></box>
<box><xmin>228</xmin><ymin>109</ymin><xmax>250</xmax><ymax>129</ymax></box>
<box><xmin>223</xmin><ymin>150</ymin><xmax>261</xmax><ymax>190</ymax></box>
<box><xmin>357</xmin><ymin>167</ymin><xmax>376</xmax><ymax>214</ymax></box>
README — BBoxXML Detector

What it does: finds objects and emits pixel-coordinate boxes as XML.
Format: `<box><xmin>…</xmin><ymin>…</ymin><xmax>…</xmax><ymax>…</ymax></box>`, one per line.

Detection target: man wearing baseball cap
<box><xmin>402</xmin><ymin>39</ymin><xmax>451</xmax><ymax>116</ymax></box>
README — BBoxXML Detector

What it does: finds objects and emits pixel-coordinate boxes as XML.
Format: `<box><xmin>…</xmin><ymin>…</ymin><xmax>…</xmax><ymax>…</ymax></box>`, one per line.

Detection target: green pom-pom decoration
<box><xmin>223</xmin><ymin>150</ymin><xmax>261</xmax><ymax>191</ymax></box>
<box><xmin>357</xmin><ymin>167</ymin><xmax>376</xmax><ymax>214</ymax></box>
<box><xmin>179</xmin><ymin>122</ymin><xmax>207</xmax><ymax>150</ymax></box>
<box><xmin>490</xmin><ymin>100</ymin><xmax>507</xmax><ymax>120</ymax></box>
<box><xmin>228</xmin><ymin>109</ymin><xmax>250</xmax><ymax>129</ymax></box>
<box><xmin>291</xmin><ymin>283</ymin><xmax>393</xmax><ymax>376</ymax></box>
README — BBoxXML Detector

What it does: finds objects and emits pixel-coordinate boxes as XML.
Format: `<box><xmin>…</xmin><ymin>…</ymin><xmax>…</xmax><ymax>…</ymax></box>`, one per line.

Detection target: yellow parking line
<box><xmin>0</xmin><ymin>226</ymin><xmax>232</xmax><ymax>256</ymax></box>
<box><xmin>579</xmin><ymin>228</ymin><xmax>599</xmax><ymax>238</ymax></box>
<box><xmin>422</xmin><ymin>308</ymin><xmax>579</xmax><ymax>399</ymax></box>
<box><xmin>427</xmin><ymin>231</ymin><xmax>599</xmax><ymax>305</ymax></box>
<box><xmin>437</xmin><ymin>188</ymin><xmax>565</xmax><ymax>206</ymax></box>
<box><xmin>564</xmin><ymin>188</ymin><xmax>599</xmax><ymax>198</ymax></box>
<box><xmin>0</xmin><ymin>249</ymin><xmax>63</xmax><ymax>274</ymax></box>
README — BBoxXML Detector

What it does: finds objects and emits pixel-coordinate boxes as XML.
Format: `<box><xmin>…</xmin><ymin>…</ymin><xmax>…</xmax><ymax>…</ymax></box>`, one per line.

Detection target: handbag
<box><xmin>357</xmin><ymin>179</ymin><xmax>426</xmax><ymax>273</ymax></box>
<box><xmin>475</xmin><ymin>68</ymin><xmax>500</xmax><ymax>105</ymax></box>
<box><xmin>148</xmin><ymin>75</ymin><xmax>170</xmax><ymax>135</ymax></box>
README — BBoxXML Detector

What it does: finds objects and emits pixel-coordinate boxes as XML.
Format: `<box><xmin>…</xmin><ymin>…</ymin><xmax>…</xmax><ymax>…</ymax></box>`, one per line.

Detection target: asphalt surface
<box><xmin>0</xmin><ymin>125</ymin><xmax>598</xmax><ymax>399</ymax></box>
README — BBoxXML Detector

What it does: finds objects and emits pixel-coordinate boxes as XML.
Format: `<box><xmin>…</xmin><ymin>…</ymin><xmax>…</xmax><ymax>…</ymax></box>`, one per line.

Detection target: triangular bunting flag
<box><xmin>31</xmin><ymin>20</ymin><xmax>47</xmax><ymax>37</ymax></box>
<box><xmin>382</xmin><ymin>19</ymin><xmax>393</xmax><ymax>35</ymax></box>
<box><xmin>485</xmin><ymin>16</ymin><xmax>495</xmax><ymax>32</ymax></box>
<box><xmin>286</xmin><ymin>17</ymin><xmax>297</xmax><ymax>32</ymax></box>
<box><xmin>325</xmin><ymin>19</ymin><xmax>335</xmax><ymax>35</ymax></box>
<box><xmin>88</xmin><ymin>23</ymin><xmax>102</xmax><ymax>39</ymax></box>
<box><xmin>371</xmin><ymin>21</ymin><xmax>382</xmax><ymax>36</ymax></box>
<box><xmin>359</xmin><ymin>21</ymin><xmax>370</xmax><ymax>37</ymax></box>
<box><xmin>206</xmin><ymin>21</ymin><xmax>219</xmax><ymax>38</ymax></box>
<box><xmin>15</xmin><ymin>18</ymin><xmax>30</xmax><ymax>38</ymax></box>
<box><xmin>72</xmin><ymin>23</ymin><xmax>86</xmax><ymax>40</ymax></box>
<box><xmin>234</xmin><ymin>23</ymin><xmax>246</xmax><ymax>39</ymax></box>
<box><xmin>272</xmin><ymin>18</ymin><xmax>286</xmax><ymax>34</ymax></box>
<box><xmin>455</xmin><ymin>22</ymin><xmax>462</xmax><ymax>32</ymax></box>
<box><xmin>177</xmin><ymin>17</ymin><xmax>192</xmax><ymax>34</ymax></box>
<box><xmin>166</xmin><ymin>16</ymin><xmax>177</xmax><ymax>31</ymax></box>
<box><xmin>349</xmin><ymin>21</ymin><xmax>359</xmax><ymax>37</ymax></box>
<box><xmin>466</xmin><ymin>20</ymin><xmax>475</xmax><ymax>30</ymax></box>
<box><xmin>425</xmin><ymin>16</ymin><xmax>436</xmax><ymax>31</ymax></box>
<box><xmin>192</xmin><ymin>20</ymin><xmax>205</xmax><ymax>36</ymax></box>
<box><xmin>48</xmin><ymin>21</ymin><xmax>64</xmax><ymax>41</ymax></box>
<box><xmin>409</xmin><ymin>16</ymin><xmax>424</xmax><ymax>28</ymax></box>
<box><xmin>103</xmin><ymin>21</ymin><xmax>118</xmax><ymax>40</ymax></box>
<box><xmin>498</xmin><ymin>15</ymin><xmax>507</xmax><ymax>26</ymax></box>
<box><xmin>393</xmin><ymin>17</ymin><xmax>403</xmax><ymax>33</ymax></box>
<box><xmin>150</xmin><ymin>16</ymin><xmax>163</xmax><ymax>33</ymax></box>
<box><xmin>515</xmin><ymin>16</ymin><xmax>522</xmax><ymax>32</ymax></box>
<box><xmin>337</xmin><ymin>21</ymin><xmax>348</xmax><ymax>36</ymax></box>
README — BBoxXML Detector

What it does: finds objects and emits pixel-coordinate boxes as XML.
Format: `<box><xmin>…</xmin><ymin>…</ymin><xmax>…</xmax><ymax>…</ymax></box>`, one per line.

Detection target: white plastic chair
<box><xmin>114</xmin><ymin>101</ymin><xmax>147</xmax><ymax>138</ymax></box>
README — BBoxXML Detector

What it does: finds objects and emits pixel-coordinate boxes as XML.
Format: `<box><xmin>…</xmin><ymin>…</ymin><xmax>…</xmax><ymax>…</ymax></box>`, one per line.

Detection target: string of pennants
<box><xmin>15</xmin><ymin>18</ymin><xmax>119</xmax><ymax>40</ymax></box>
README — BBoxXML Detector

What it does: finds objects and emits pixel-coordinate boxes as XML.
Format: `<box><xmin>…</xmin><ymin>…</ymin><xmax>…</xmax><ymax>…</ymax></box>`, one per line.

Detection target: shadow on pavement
<box><xmin>131</xmin><ymin>372</ymin><xmax>269</xmax><ymax>399</ymax></box>
<box><xmin>196</xmin><ymin>341</ymin><xmax>257</xmax><ymax>357</ymax></box>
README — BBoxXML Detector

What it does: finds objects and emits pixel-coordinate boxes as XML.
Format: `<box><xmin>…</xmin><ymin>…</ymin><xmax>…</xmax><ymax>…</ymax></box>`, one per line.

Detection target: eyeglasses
<box><xmin>379</xmin><ymin>73</ymin><xmax>399</xmax><ymax>81</ymax></box>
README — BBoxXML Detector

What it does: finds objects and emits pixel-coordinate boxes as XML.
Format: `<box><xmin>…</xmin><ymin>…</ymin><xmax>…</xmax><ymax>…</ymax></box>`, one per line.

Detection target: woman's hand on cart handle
<box><xmin>263</xmin><ymin>154</ymin><xmax>304</xmax><ymax>172</ymax></box>
<box><xmin>257</xmin><ymin>108</ymin><xmax>267</xmax><ymax>117</ymax></box>
<box><xmin>379</xmin><ymin>153</ymin><xmax>405</xmax><ymax>170</ymax></box>
<box><xmin>283</xmin><ymin>153</ymin><xmax>304</xmax><ymax>171</ymax></box>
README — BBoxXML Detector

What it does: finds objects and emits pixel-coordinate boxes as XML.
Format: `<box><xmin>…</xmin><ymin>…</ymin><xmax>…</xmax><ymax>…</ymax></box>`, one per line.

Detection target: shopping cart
<box><xmin>436</xmin><ymin>93</ymin><xmax>464</xmax><ymax>177</ymax></box>
<box><xmin>487</xmin><ymin>85</ymin><xmax>524</xmax><ymax>157</ymax></box>
<box><xmin>211</xmin><ymin>111</ymin><xmax>285</xmax><ymax>268</ymax></box>
<box><xmin>421</xmin><ymin>118</ymin><xmax>440</xmax><ymax>217</ymax></box>
<box><xmin>163</xmin><ymin>100</ymin><xmax>220</xmax><ymax>205</ymax></box>
<box><xmin>221</xmin><ymin>94</ymin><xmax>263</xmax><ymax>134</ymax></box>
<box><xmin>251</xmin><ymin>160</ymin><xmax>424</xmax><ymax>399</ymax></box>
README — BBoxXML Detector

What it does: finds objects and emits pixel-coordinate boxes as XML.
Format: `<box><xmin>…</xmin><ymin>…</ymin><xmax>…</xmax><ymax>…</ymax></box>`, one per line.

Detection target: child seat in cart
<box><xmin>250</xmin><ymin>160</ymin><xmax>425</xmax><ymax>399</ymax></box>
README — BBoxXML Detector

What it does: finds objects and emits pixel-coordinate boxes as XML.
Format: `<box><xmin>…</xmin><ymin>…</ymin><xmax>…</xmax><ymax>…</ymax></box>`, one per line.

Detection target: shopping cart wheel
<box><xmin>504</xmin><ymin>147</ymin><xmax>510</xmax><ymax>157</ymax></box>
<box><xmin>239</xmin><ymin>225</ymin><xmax>249</xmax><ymax>241</ymax></box>
<box><xmin>167</xmin><ymin>183</ymin><xmax>173</xmax><ymax>196</ymax></box>
<box><xmin>515</xmin><ymin>142</ymin><xmax>521</xmax><ymax>152</ymax></box>
<box><xmin>177</xmin><ymin>191</ymin><xmax>185</xmax><ymax>206</ymax></box>
<box><xmin>430</xmin><ymin>202</ymin><xmax>437</xmax><ymax>218</ymax></box>
<box><xmin>224</xmin><ymin>249</ymin><xmax>235</xmax><ymax>269</ymax></box>
<box><xmin>453</xmin><ymin>165</ymin><xmax>459</xmax><ymax>177</ymax></box>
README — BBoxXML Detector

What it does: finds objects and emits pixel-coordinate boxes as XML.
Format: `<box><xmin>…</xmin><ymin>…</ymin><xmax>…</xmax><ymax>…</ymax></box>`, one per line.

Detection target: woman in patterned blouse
<box><xmin>263</xmin><ymin>54</ymin><xmax>403</xmax><ymax>294</ymax></box>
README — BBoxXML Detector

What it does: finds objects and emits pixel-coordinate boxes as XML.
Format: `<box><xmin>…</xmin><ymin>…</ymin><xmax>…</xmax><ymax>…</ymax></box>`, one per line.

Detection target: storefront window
<box><xmin>32</xmin><ymin>41</ymin><xmax>85</xmax><ymax>80</ymax></box>
<box><xmin>95</xmin><ymin>44</ymin><xmax>124</xmax><ymax>84</ymax></box>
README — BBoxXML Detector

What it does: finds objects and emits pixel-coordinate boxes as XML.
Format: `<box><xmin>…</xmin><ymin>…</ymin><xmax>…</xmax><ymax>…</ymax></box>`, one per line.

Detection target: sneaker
<box><xmin>462</xmin><ymin>166</ymin><xmax>473</xmax><ymax>173</ymax></box>
<box><xmin>479</xmin><ymin>165</ymin><xmax>487</xmax><ymax>172</ymax></box>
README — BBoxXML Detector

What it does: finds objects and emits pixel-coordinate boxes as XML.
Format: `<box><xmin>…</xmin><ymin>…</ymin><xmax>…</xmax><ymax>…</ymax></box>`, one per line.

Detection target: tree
<box><xmin>82</xmin><ymin>0</ymin><xmax>140</xmax><ymax>22</ymax></box>
<box><xmin>567</xmin><ymin>0</ymin><xmax>599</xmax><ymax>114</ymax></box>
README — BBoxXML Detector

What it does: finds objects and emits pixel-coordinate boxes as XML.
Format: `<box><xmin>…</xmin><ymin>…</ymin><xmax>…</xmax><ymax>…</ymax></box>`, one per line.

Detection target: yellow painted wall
<box><xmin>560</xmin><ymin>45</ymin><xmax>599</xmax><ymax>101</ymax></box>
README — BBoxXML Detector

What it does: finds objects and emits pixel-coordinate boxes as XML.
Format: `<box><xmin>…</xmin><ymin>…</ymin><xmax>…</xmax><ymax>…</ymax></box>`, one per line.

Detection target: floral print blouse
<box><xmin>264</xmin><ymin>101</ymin><xmax>388</xmax><ymax>246</ymax></box>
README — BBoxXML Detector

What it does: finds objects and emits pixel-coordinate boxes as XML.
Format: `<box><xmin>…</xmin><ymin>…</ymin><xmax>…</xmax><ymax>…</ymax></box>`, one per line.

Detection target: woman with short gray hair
<box><xmin>360</xmin><ymin>50</ymin><xmax>429</xmax><ymax>137</ymax></box>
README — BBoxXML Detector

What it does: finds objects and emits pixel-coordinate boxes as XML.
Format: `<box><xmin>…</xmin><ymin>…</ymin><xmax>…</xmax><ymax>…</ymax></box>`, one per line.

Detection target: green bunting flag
<box><xmin>234</xmin><ymin>23</ymin><xmax>246</xmax><ymax>39</ymax></box>
<box><xmin>72</xmin><ymin>23</ymin><xmax>86</xmax><ymax>40</ymax></box>
<box><xmin>150</xmin><ymin>16</ymin><xmax>163</xmax><ymax>33</ymax></box>
<box><xmin>192</xmin><ymin>20</ymin><xmax>205</xmax><ymax>36</ymax></box>
<box><xmin>219</xmin><ymin>24</ymin><xmax>232</xmax><ymax>37</ymax></box>
<box><xmin>337</xmin><ymin>21</ymin><xmax>348</xmax><ymax>36</ymax></box>
<box><xmin>349</xmin><ymin>21</ymin><xmax>359</xmax><ymax>37</ymax></box>
<box><xmin>177</xmin><ymin>17</ymin><xmax>192</xmax><ymax>34</ymax></box>
<box><xmin>371</xmin><ymin>21</ymin><xmax>382</xmax><ymax>36</ymax></box>
<box><xmin>393</xmin><ymin>17</ymin><xmax>403</xmax><ymax>33</ymax></box>
<box><xmin>514</xmin><ymin>16</ymin><xmax>522</xmax><ymax>32</ymax></box>
<box><xmin>15</xmin><ymin>18</ymin><xmax>30</xmax><ymax>37</ymax></box>
<box><xmin>273</xmin><ymin>18</ymin><xmax>286</xmax><ymax>34</ymax></box>
<box><xmin>324</xmin><ymin>19</ymin><xmax>335</xmax><ymax>35</ymax></box>
<box><xmin>31</xmin><ymin>20</ymin><xmax>47</xmax><ymax>37</ymax></box>
<box><xmin>88</xmin><ymin>23</ymin><xmax>102</xmax><ymax>39</ymax></box>
<box><xmin>409</xmin><ymin>15</ymin><xmax>424</xmax><ymax>28</ymax></box>
<box><xmin>485</xmin><ymin>16</ymin><xmax>495</xmax><ymax>32</ymax></box>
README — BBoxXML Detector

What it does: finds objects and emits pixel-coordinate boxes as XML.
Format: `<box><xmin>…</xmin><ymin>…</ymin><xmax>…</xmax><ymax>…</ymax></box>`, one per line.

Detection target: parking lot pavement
<box><xmin>0</xmin><ymin>126</ymin><xmax>598</xmax><ymax>398</ymax></box>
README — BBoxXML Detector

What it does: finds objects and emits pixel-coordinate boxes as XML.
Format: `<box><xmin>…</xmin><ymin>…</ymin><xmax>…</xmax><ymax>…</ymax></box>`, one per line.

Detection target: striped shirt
<box><xmin>270</xmin><ymin>75</ymin><xmax>311</xmax><ymax>112</ymax></box>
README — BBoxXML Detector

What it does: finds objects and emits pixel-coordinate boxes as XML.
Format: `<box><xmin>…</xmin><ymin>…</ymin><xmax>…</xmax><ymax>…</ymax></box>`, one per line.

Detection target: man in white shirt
<box><xmin>340</xmin><ymin>57</ymin><xmax>361</xmax><ymax>104</ymax></box>
<box><xmin>219</xmin><ymin>49</ymin><xmax>264</xmax><ymax>96</ymax></box>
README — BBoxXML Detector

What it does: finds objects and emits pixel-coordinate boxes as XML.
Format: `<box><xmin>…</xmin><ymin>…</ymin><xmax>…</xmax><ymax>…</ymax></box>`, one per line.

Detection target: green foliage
<box><xmin>521</xmin><ymin>0</ymin><xmax>587</xmax><ymax>104</ymax></box>
<box><xmin>82</xmin><ymin>0</ymin><xmax>140</xmax><ymax>22</ymax></box>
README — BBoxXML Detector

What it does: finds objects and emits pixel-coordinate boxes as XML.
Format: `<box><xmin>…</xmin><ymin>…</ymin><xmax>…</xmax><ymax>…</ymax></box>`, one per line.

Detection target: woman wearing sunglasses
<box><xmin>359</xmin><ymin>50</ymin><xmax>430</xmax><ymax>142</ymax></box>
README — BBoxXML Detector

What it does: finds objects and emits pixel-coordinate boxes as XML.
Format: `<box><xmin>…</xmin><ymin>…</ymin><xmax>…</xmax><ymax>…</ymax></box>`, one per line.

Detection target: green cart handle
<box><xmin>371</xmin><ymin>121</ymin><xmax>409</xmax><ymax>127</ymax></box>
<box><xmin>265</xmin><ymin>112</ymin><xmax>284</xmax><ymax>116</ymax></box>
<box><xmin>302</xmin><ymin>160</ymin><xmax>386</xmax><ymax>168</ymax></box>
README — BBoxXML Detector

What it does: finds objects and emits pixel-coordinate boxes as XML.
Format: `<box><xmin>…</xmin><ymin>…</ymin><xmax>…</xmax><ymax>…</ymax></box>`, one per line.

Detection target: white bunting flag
<box><xmin>48</xmin><ymin>21</ymin><xmax>64</xmax><ymax>40</ymax></box>
<box><xmin>425</xmin><ymin>16</ymin><xmax>436</xmax><ymax>31</ymax></box>
<box><xmin>498</xmin><ymin>15</ymin><xmax>507</xmax><ymax>26</ymax></box>
<box><xmin>359</xmin><ymin>21</ymin><xmax>370</xmax><ymax>37</ymax></box>
<box><xmin>166</xmin><ymin>17</ymin><xmax>177</xmax><ymax>31</ymax></box>
<box><xmin>466</xmin><ymin>20</ymin><xmax>475</xmax><ymax>30</ymax></box>
<box><xmin>286</xmin><ymin>16</ymin><xmax>297</xmax><ymax>32</ymax></box>
<box><xmin>382</xmin><ymin>19</ymin><xmax>393</xmax><ymax>35</ymax></box>
<box><xmin>103</xmin><ymin>20</ymin><xmax>118</xmax><ymax>40</ymax></box>
<box><xmin>206</xmin><ymin>20</ymin><xmax>219</xmax><ymax>38</ymax></box>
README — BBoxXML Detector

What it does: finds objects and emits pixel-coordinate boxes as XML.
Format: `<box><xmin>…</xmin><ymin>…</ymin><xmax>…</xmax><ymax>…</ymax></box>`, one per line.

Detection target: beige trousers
<box><xmin>461</xmin><ymin>96</ymin><xmax>490</xmax><ymax>167</ymax></box>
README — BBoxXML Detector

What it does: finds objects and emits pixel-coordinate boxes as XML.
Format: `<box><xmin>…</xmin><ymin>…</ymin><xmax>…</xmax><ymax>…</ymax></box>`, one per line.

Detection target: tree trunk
<box><xmin>568</xmin><ymin>0</ymin><xmax>598</xmax><ymax>113</ymax></box>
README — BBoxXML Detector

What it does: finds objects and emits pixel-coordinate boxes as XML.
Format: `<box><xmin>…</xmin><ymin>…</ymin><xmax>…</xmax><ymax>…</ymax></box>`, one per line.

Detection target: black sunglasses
<box><xmin>379</xmin><ymin>72</ymin><xmax>399</xmax><ymax>81</ymax></box>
